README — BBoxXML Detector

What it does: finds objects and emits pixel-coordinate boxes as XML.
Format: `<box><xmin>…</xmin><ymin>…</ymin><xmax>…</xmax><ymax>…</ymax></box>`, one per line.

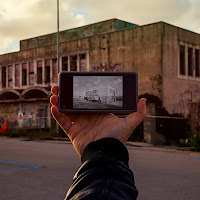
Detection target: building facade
<box><xmin>0</xmin><ymin>18</ymin><xmax>200</xmax><ymax>130</ymax></box>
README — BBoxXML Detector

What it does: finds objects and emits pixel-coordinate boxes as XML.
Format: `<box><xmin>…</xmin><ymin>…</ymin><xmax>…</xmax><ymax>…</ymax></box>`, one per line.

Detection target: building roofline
<box><xmin>20</xmin><ymin>18</ymin><xmax>138</xmax><ymax>43</ymax></box>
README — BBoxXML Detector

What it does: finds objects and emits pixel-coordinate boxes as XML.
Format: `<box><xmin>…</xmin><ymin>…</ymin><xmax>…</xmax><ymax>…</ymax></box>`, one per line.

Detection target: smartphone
<box><xmin>58</xmin><ymin>71</ymin><xmax>138</xmax><ymax>114</ymax></box>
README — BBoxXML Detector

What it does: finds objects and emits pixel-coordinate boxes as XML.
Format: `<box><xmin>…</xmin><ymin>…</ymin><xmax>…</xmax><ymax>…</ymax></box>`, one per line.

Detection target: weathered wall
<box><xmin>162</xmin><ymin>23</ymin><xmax>200</xmax><ymax>116</ymax></box>
<box><xmin>0</xmin><ymin>101</ymin><xmax>51</xmax><ymax>129</ymax></box>
<box><xmin>0</xmin><ymin>22</ymin><xmax>163</xmax><ymax>99</ymax></box>
<box><xmin>88</xmin><ymin>23</ymin><xmax>163</xmax><ymax>98</ymax></box>
<box><xmin>20</xmin><ymin>19</ymin><xmax>138</xmax><ymax>51</ymax></box>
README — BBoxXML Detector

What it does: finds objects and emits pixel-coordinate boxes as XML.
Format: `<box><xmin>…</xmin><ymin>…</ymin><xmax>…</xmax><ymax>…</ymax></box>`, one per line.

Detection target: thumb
<box><xmin>125</xmin><ymin>98</ymin><xmax>147</xmax><ymax>131</ymax></box>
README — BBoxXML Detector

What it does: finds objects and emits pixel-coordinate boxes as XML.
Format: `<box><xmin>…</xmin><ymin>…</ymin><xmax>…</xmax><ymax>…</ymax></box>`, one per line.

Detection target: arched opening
<box><xmin>22</xmin><ymin>89</ymin><xmax>48</xmax><ymax>99</ymax></box>
<box><xmin>0</xmin><ymin>91</ymin><xmax>20</xmax><ymax>100</ymax></box>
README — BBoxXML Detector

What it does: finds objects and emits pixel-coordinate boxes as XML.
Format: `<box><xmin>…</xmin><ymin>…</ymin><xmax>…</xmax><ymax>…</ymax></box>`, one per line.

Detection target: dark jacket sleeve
<box><xmin>65</xmin><ymin>138</ymin><xmax>138</xmax><ymax>200</ymax></box>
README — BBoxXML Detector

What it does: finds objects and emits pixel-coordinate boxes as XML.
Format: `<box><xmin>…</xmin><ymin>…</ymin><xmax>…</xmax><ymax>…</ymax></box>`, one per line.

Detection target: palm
<box><xmin>65</xmin><ymin>113</ymin><xmax>129</xmax><ymax>155</ymax></box>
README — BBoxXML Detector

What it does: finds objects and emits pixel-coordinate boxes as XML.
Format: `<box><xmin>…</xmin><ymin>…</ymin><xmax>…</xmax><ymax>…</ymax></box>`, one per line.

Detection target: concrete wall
<box><xmin>0</xmin><ymin>22</ymin><xmax>163</xmax><ymax>99</ymax></box>
<box><xmin>20</xmin><ymin>19</ymin><xmax>138</xmax><ymax>51</ymax></box>
<box><xmin>0</xmin><ymin>101</ymin><xmax>51</xmax><ymax>129</ymax></box>
<box><xmin>162</xmin><ymin>23</ymin><xmax>200</xmax><ymax>117</ymax></box>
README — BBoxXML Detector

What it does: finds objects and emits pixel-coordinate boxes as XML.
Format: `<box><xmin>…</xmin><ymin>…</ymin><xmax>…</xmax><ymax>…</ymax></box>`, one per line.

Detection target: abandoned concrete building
<box><xmin>0</xmin><ymin>18</ymin><xmax>200</xmax><ymax>130</ymax></box>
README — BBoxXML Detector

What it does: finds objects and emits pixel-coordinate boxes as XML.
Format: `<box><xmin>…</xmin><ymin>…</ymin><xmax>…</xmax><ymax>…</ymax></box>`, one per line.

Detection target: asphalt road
<box><xmin>0</xmin><ymin>137</ymin><xmax>200</xmax><ymax>200</ymax></box>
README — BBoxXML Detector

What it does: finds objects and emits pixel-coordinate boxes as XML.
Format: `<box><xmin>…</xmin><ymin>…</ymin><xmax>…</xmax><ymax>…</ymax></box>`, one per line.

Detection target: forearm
<box><xmin>65</xmin><ymin>138</ymin><xmax>138</xmax><ymax>200</ymax></box>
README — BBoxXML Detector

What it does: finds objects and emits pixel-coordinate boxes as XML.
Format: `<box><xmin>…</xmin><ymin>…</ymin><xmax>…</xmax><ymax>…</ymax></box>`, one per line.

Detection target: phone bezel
<box><xmin>58</xmin><ymin>71</ymin><xmax>138</xmax><ymax>114</ymax></box>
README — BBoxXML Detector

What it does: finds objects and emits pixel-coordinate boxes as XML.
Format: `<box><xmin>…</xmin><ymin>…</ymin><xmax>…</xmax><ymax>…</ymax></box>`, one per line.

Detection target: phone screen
<box><xmin>59</xmin><ymin>71</ymin><xmax>138</xmax><ymax>113</ymax></box>
<box><xmin>73</xmin><ymin>76</ymin><xmax>123</xmax><ymax>110</ymax></box>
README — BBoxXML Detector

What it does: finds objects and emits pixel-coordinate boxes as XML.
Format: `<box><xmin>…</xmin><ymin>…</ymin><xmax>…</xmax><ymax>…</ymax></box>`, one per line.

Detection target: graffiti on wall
<box><xmin>92</xmin><ymin>62</ymin><xmax>122</xmax><ymax>71</ymax></box>
<box><xmin>167</xmin><ymin>84</ymin><xmax>200</xmax><ymax>116</ymax></box>
<box><xmin>150</xmin><ymin>74</ymin><xmax>162</xmax><ymax>93</ymax></box>
<box><xmin>115</xmin><ymin>20</ymin><xmax>137</xmax><ymax>31</ymax></box>
<box><xmin>0</xmin><ymin>103</ymin><xmax>49</xmax><ymax>129</ymax></box>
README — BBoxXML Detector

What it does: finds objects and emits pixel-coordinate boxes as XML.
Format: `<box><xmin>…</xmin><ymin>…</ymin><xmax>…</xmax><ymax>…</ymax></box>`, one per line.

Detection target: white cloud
<box><xmin>0</xmin><ymin>0</ymin><xmax>200</xmax><ymax>54</ymax></box>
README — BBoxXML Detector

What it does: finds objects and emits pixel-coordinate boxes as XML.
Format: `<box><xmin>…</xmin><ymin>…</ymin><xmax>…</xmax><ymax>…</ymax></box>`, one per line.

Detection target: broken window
<box><xmin>45</xmin><ymin>59</ymin><xmax>50</xmax><ymax>83</ymax></box>
<box><xmin>29</xmin><ymin>62</ymin><xmax>34</xmax><ymax>85</ymax></box>
<box><xmin>15</xmin><ymin>64</ymin><xmax>20</xmax><ymax>87</ymax></box>
<box><xmin>52</xmin><ymin>58</ymin><xmax>58</xmax><ymax>83</ymax></box>
<box><xmin>8</xmin><ymin>65</ymin><xmax>13</xmax><ymax>87</ymax></box>
<box><xmin>179</xmin><ymin>45</ymin><xmax>185</xmax><ymax>75</ymax></box>
<box><xmin>2</xmin><ymin>67</ymin><xmax>6</xmax><ymax>88</ymax></box>
<box><xmin>62</xmin><ymin>56</ymin><xmax>68</xmax><ymax>71</ymax></box>
<box><xmin>188</xmin><ymin>47</ymin><xmax>193</xmax><ymax>76</ymax></box>
<box><xmin>195</xmin><ymin>49</ymin><xmax>200</xmax><ymax>77</ymax></box>
<box><xmin>37</xmin><ymin>60</ymin><xmax>43</xmax><ymax>84</ymax></box>
<box><xmin>79</xmin><ymin>54</ymin><xmax>87</xmax><ymax>71</ymax></box>
<box><xmin>22</xmin><ymin>63</ymin><xmax>27</xmax><ymax>86</ymax></box>
<box><xmin>70</xmin><ymin>56</ymin><xmax>77</xmax><ymax>71</ymax></box>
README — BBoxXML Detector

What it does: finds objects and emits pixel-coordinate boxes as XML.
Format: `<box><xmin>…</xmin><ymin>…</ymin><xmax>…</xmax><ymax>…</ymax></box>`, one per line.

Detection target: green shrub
<box><xmin>179</xmin><ymin>133</ymin><xmax>200</xmax><ymax>148</ymax></box>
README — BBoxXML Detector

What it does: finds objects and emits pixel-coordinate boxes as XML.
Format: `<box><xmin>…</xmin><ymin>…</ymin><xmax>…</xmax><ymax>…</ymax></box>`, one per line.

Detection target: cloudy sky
<box><xmin>0</xmin><ymin>0</ymin><xmax>200</xmax><ymax>55</ymax></box>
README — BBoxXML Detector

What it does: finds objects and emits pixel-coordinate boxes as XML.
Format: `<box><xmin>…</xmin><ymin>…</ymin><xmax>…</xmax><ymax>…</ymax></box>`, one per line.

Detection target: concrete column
<box><xmin>34</xmin><ymin>59</ymin><xmax>37</xmax><ymax>86</ymax></box>
<box><xmin>77</xmin><ymin>54</ymin><xmax>80</xmax><ymax>71</ymax></box>
<box><xmin>20</xmin><ymin>63</ymin><xmax>23</xmax><ymax>87</ymax></box>
<box><xmin>27</xmin><ymin>62</ymin><xmax>30</xmax><ymax>87</ymax></box>
<box><xmin>42</xmin><ymin>59</ymin><xmax>45</xmax><ymax>86</ymax></box>
<box><xmin>68</xmin><ymin>55</ymin><xmax>70</xmax><ymax>71</ymax></box>
<box><xmin>192</xmin><ymin>48</ymin><xmax>195</xmax><ymax>77</ymax></box>
<box><xmin>143</xmin><ymin>103</ymin><xmax>156</xmax><ymax>144</ymax></box>
<box><xmin>12</xmin><ymin>64</ymin><xmax>15</xmax><ymax>88</ymax></box>
<box><xmin>86</xmin><ymin>51</ymin><xmax>90</xmax><ymax>71</ymax></box>
<box><xmin>6</xmin><ymin>65</ymin><xmax>8</xmax><ymax>88</ymax></box>
<box><xmin>50</xmin><ymin>59</ymin><xmax>53</xmax><ymax>85</ymax></box>
<box><xmin>185</xmin><ymin>44</ymin><xmax>188</xmax><ymax>77</ymax></box>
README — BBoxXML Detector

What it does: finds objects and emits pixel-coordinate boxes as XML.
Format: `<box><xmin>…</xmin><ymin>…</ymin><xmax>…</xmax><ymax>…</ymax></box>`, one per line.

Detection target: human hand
<box><xmin>50</xmin><ymin>85</ymin><xmax>146</xmax><ymax>155</ymax></box>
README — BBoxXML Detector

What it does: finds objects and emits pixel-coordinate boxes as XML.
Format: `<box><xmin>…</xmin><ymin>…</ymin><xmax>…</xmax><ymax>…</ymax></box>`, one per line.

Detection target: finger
<box><xmin>125</xmin><ymin>98</ymin><xmax>147</xmax><ymax>131</ymax></box>
<box><xmin>51</xmin><ymin>105</ymin><xmax>72</xmax><ymax>133</ymax></box>
<box><xmin>51</xmin><ymin>85</ymin><xmax>58</xmax><ymax>96</ymax></box>
<box><xmin>50</xmin><ymin>95</ymin><xmax>58</xmax><ymax>106</ymax></box>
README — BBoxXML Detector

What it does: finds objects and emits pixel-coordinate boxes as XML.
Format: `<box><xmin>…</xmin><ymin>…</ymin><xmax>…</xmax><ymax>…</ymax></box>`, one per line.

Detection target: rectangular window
<box><xmin>8</xmin><ymin>65</ymin><xmax>13</xmax><ymax>87</ymax></box>
<box><xmin>52</xmin><ymin>58</ymin><xmax>58</xmax><ymax>83</ymax></box>
<box><xmin>2</xmin><ymin>67</ymin><xmax>6</xmax><ymax>88</ymax></box>
<box><xmin>22</xmin><ymin>63</ymin><xmax>27</xmax><ymax>86</ymax></box>
<box><xmin>195</xmin><ymin>49</ymin><xmax>200</xmax><ymax>77</ymax></box>
<box><xmin>179</xmin><ymin>45</ymin><xmax>185</xmax><ymax>75</ymax></box>
<box><xmin>62</xmin><ymin>56</ymin><xmax>68</xmax><ymax>71</ymax></box>
<box><xmin>188</xmin><ymin>47</ymin><xmax>193</xmax><ymax>76</ymax></box>
<box><xmin>29</xmin><ymin>62</ymin><xmax>34</xmax><ymax>85</ymax></box>
<box><xmin>37</xmin><ymin>60</ymin><xmax>42</xmax><ymax>84</ymax></box>
<box><xmin>70</xmin><ymin>56</ymin><xmax>77</xmax><ymax>71</ymax></box>
<box><xmin>80</xmin><ymin>54</ymin><xmax>87</xmax><ymax>71</ymax></box>
<box><xmin>15</xmin><ymin>64</ymin><xmax>20</xmax><ymax>87</ymax></box>
<box><xmin>45</xmin><ymin>59</ymin><xmax>50</xmax><ymax>84</ymax></box>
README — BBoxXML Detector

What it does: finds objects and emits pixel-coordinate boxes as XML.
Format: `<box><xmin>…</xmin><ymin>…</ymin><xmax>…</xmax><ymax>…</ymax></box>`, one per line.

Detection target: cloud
<box><xmin>0</xmin><ymin>0</ymin><xmax>200</xmax><ymax>54</ymax></box>
<box><xmin>0</xmin><ymin>0</ymin><xmax>85</xmax><ymax>54</ymax></box>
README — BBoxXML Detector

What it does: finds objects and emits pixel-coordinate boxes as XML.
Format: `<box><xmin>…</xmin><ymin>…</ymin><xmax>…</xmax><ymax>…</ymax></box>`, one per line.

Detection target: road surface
<box><xmin>0</xmin><ymin>137</ymin><xmax>199</xmax><ymax>200</ymax></box>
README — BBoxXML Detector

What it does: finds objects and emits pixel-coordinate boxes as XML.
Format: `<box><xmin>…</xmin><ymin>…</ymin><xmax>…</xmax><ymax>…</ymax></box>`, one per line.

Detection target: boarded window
<box><xmin>37</xmin><ymin>60</ymin><xmax>43</xmax><ymax>84</ymax></box>
<box><xmin>15</xmin><ymin>64</ymin><xmax>20</xmax><ymax>87</ymax></box>
<box><xmin>22</xmin><ymin>63</ymin><xmax>27</xmax><ymax>86</ymax></box>
<box><xmin>179</xmin><ymin>45</ymin><xmax>185</xmax><ymax>75</ymax></box>
<box><xmin>8</xmin><ymin>65</ymin><xmax>13</xmax><ymax>87</ymax></box>
<box><xmin>29</xmin><ymin>62</ymin><xmax>34</xmax><ymax>85</ymax></box>
<box><xmin>188</xmin><ymin>47</ymin><xmax>193</xmax><ymax>76</ymax></box>
<box><xmin>2</xmin><ymin>67</ymin><xmax>6</xmax><ymax>88</ymax></box>
<box><xmin>195</xmin><ymin>49</ymin><xmax>200</xmax><ymax>77</ymax></box>
<box><xmin>80</xmin><ymin>54</ymin><xmax>87</xmax><ymax>71</ymax></box>
<box><xmin>70</xmin><ymin>56</ymin><xmax>77</xmax><ymax>71</ymax></box>
<box><xmin>62</xmin><ymin>56</ymin><xmax>68</xmax><ymax>71</ymax></box>
<box><xmin>45</xmin><ymin>59</ymin><xmax>50</xmax><ymax>83</ymax></box>
<box><xmin>52</xmin><ymin>58</ymin><xmax>58</xmax><ymax>83</ymax></box>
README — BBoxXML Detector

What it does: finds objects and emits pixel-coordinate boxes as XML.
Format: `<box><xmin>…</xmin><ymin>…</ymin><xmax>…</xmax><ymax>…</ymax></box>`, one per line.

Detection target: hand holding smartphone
<box><xmin>58</xmin><ymin>71</ymin><xmax>138</xmax><ymax>114</ymax></box>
